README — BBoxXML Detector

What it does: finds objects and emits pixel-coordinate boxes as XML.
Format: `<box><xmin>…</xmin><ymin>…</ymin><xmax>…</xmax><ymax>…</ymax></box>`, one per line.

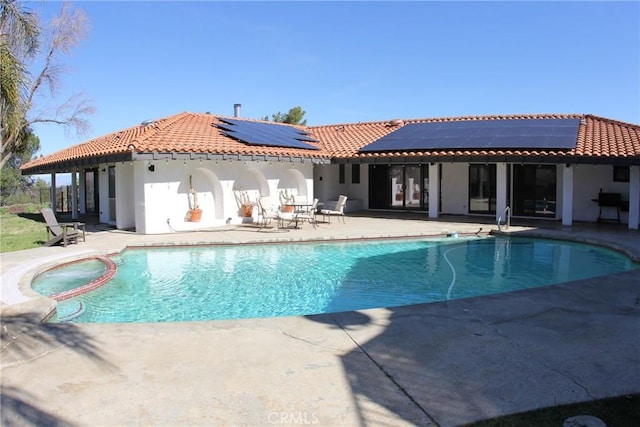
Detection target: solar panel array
<box><xmin>218</xmin><ymin>118</ymin><xmax>319</xmax><ymax>150</ymax></box>
<box><xmin>359</xmin><ymin>118</ymin><xmax>581</xmax><ymax>152</ymax></box>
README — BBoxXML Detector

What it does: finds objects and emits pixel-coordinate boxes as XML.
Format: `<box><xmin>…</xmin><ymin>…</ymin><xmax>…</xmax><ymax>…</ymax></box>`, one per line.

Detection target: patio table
<box><xmin>279</xmin><ymin>204</ymin><xmax>316</xmax><ymax>229</ymax></box>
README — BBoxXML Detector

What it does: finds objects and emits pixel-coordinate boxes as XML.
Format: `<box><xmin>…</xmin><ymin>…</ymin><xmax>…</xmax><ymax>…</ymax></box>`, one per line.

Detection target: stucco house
<box><xmin>20</xmin><ymin>110</ymin><xmax>640</xmax><ymax>232</ymax></box>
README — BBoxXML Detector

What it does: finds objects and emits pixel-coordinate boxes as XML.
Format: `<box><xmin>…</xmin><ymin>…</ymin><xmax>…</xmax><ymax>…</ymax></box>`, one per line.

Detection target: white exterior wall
<box><xmin>315</xmin><ymin>164</ymin><xmax>348</xmax><ymax>202</ymax></box>
<box><xmin>313</xmin><ymin>163</ymin><xmax>367</xmax><ymax>212</ymax></box>
<box><xmin>441</xmin><ymin>163</ymin><xmax>468</xmax><ymax>214</ymax></box>
<box><xmin>313</xmin><ymin>164</ymin><xmax>334</xmax><ymax>204</ymax></box>
<box><xmin>94</xmin><ymin>158</ymin><xmax>637</xmax><ymax>234</ymax></box>
<box><xmin>572</xmin><ymin>165</ymin><xmax>630</xmax><ymax>223</ymax></box>
<box><xmin>129</xmin><ymin>159</ymin><xmax>314</xmax><ymax>234</ymax></box>
<box><xmin>346</xmin><ymin>164</ymin><xmax>368</xmax><ymax>211</ymax></box>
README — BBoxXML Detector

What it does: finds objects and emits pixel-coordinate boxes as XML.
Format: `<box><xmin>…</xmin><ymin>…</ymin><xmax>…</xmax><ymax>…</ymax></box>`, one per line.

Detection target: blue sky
<box><xmin>29</xmin><ymin>0</ymin><xmax>640</xmax><ymax>160</ymax></box>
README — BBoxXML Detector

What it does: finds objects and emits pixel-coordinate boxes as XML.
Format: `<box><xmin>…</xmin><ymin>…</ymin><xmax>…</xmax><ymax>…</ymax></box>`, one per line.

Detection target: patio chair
<box><xmin>41</xmin><ymin>207</ymin><xmax>86</xmax><ymax>247</ymax></box>
<box><xmin>320</xmin><ymin>195</ymin><xmax>347</xmax><ymax>223</ymax></box>
<box><xmin>294</xmin><ymin>198</ymin><xmax>319</xmax><ymax>228</ymax></box>
<box><xmin>257</xmin><ymin>196</ymin><xmax>280</xmax><ymax>229</ymax></box>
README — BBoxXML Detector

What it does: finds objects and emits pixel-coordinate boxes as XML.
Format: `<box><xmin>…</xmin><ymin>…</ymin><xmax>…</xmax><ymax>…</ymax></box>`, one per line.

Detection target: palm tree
<box><xmin>0</xmin><ymin>0</ymin><xmax>40</xmax><ymax>169</ymax></box>
<box><xmin>0</xmin><ymin>1</ymin><xmax>92</xmax><ymax>171</ymax></box>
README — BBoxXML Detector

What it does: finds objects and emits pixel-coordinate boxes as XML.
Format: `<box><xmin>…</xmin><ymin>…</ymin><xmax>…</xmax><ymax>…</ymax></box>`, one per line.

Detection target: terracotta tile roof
<box><xmin>21</xmin><ymin>112</ymin><xmax>640</xmax><ymax>173</ymax></box>
<box><xmin>21</xmin><ymin>112</ymin><xmax>330</xmax><ymax>172</ymax></box>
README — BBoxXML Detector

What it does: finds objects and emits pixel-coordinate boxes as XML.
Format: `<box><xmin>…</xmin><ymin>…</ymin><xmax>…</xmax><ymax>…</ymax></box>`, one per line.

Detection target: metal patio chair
<box><xmin>320</xmin><ymin>195</ymin><xmax>347</xmax><ymax>223</ymax></box>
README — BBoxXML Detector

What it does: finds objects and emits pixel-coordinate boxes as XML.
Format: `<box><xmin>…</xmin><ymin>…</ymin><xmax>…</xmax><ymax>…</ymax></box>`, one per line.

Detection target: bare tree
<box><xmin>0</xmin><ymin>1</ymin><xmax>94</xmax><ymax>170</ymax></box>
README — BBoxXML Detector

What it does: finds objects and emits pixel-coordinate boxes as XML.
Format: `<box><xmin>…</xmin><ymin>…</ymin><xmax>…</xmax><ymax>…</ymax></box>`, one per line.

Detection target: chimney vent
<box><xmin>234</xmin><ymin>104</ymin><xmax>242</xmax><ymax>117</ymax></box>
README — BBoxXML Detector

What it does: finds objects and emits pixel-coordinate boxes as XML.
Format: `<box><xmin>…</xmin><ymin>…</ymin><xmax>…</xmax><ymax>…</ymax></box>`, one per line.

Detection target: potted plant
<box><xmin>187</xmin><ymin>175</ymin><xmax>202</xmax><ymax>222</ymax></box>
<box><xmin>235</xmin><ymin>189</ymin><xmax>254</xmax><ymax>217</ymax></box>
<box><xmin>280</xmin><ymin>189</ymin><xmax>295</xmax><ymax>212</ymax></box>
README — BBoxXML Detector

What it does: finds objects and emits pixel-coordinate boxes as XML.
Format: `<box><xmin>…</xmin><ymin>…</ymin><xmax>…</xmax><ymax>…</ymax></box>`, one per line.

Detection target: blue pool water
<box><xmin>32</xmin><ymin>236</ymin><xmax>637</xmax><ymax>323</ymax></box>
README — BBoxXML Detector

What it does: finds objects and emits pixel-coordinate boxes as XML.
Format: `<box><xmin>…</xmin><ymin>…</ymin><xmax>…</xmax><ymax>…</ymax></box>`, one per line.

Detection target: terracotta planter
<box><xmin>189</xmin><ymin>209</ymin><xmax>202</xmax><ymax>222</ymax></box>
<box><xmin>281</xmin><ymin>204</ymin><xmax>294</xmax><ymax>213</ymax></box>
<box><xmin>241</xmin><ymin>205</ymin><xmax>254</xmax><ymax>217</ymax></box>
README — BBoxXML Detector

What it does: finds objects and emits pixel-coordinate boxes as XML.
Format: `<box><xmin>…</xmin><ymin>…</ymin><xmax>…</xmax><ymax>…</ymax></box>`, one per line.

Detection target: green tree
<box><xmin>0</xmin><ymin>0</ymin><xmax>93</xmax><ymax>171</ymax></box>
<box><xmin>262</xmin><ymin>106</ymin><xmax>307</xmax><ymax>125</ymax></box>
<box><xmin>0</xmin><ymin>129</ymin><xmax>41</xmax><ymax>205</ymax></box>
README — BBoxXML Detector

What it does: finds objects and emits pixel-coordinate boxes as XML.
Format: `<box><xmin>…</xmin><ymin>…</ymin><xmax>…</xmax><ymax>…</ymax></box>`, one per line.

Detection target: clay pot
<box><xmin>189</xmin><ymin>209</ymin><xmax>202</xmax><ymax>222</ymax></box>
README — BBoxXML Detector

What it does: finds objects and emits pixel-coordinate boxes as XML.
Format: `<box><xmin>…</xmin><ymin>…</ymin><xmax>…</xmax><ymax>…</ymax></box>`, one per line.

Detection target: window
<box><xmin>351</xmin><ymin>164</ymin><xmax>360</xmax><ymax>184</ymax></box>
<box><xmin>339</xmin><ymin>164</ymin><xmax>345</xmax><ymax>184</ymax></box>
<box><xmin>613</xmin><ymin>166</ymin><xmax>630</xmax><ymax>182</ymax></box>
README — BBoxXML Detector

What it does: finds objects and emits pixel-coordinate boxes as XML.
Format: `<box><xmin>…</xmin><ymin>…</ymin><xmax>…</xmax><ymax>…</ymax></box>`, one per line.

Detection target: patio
<box><xmin>1</xmin><ymin>215</ymin><xmax>639</xmax><ymax>426</ymax></box>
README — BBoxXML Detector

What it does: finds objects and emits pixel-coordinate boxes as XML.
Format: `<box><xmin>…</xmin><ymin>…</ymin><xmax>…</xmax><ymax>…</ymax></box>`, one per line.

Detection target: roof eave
<box><xmin>20</xmin><ymin>151</ymin><xmax>333</xmax><ymax>175</ymax></box>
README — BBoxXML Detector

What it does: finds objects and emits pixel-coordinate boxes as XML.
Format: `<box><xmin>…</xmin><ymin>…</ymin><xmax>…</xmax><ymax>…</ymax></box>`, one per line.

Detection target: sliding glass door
<box><xmin>368</xmin><ymin>164</ymin><xmax>428</xmax><ymax>210</ymax></box>
<box><xmin>469</xmin><ymin>164</ymin><xmax>496</xmax><ymax>214</ymax></box>
<box><xmin>512</xmin><ymin>165</ymin><xmax>556</xmax><ymax>217</ymax></box>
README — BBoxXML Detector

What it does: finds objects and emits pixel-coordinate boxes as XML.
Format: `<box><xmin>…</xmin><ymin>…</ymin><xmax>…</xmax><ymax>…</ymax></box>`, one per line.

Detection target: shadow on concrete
<box><xmin>305</xmin><ymin>240</ymin><xmax>640</xmax><ymax>426</ymax></box>
<box><xmin>1</xmin><ymin>385</ymin><xmax>77</xmax><ymax>427</ymax></box>
<box><xmin>1</xmin><ymin>312</ymin><xmax>116</xmax><ymax>425</ymax></box>
<box><xmin>1</xmin><ymin>312</ymin><xmax>114</xmax><ymax>367</ymax></box>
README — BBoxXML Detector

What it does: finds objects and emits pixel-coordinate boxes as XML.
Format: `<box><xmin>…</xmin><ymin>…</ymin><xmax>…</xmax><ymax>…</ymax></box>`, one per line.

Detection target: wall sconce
<box><xmin>148</xmin><ymin>164</ymin><xmax>155</xmax><ymax>172</ymax></box>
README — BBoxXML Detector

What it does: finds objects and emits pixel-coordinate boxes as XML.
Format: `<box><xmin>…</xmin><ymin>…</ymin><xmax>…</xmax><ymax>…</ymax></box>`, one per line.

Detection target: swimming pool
<box><xmin>32</xmin><ymin>236</ymin><xmax>637</xmax><ymax>323</ymax></box>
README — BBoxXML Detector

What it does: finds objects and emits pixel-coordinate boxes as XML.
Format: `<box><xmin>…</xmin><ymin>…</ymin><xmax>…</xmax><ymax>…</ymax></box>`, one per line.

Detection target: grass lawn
<box><xmin>0</xmin><ymin>205</ymin><xmax>49</xmax><ymax>252</ymax></box>
<box><xmin>465</xmin><ymin>394</ymin><xmax>639</xmax><ymax>426</ymax></box>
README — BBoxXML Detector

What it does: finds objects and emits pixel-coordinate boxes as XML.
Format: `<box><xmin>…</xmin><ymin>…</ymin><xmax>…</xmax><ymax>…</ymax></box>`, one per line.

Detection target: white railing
<box><xmin>497</xmin><ymin>206</ymin><xmax>511</xmax><ymax>231</ymax></box>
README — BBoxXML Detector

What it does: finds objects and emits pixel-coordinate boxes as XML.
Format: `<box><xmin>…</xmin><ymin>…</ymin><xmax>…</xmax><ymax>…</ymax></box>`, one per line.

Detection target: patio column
<box><xmin>428</xmin><ymin>163</ymin><xmax>439</xmax><ymax>218</ymax></box>
<box><xmin>71</xmin><ymin>172</ymin><xmax>78</xmax><ymax>220</ymax></box>
<box><xmin>50</xmin><ymin>173</ymin><xmax>56</xmax><ymax>212</ymax></box>
<box><xmin>495</xmin><ymin>163</ymin><xmax>507</xmax><ymax>224</ymax></box>
<box><xmin>628</xmin><ymin>165</ymin><xmax>639</xmax><ymax>230</ymax></box>
<box><xmin>79</xmin><ymin>170</ymin><xmax>87</xmax><ymax>214</ymax></box>
<box><xmin>562</xmin><ymin>164</ymin><xmax>574</xmax><ymax>226</ymax></box>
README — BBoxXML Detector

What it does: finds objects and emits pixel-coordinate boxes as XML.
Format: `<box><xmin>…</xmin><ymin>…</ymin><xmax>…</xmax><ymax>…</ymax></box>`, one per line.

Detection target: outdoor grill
<box><xmin>591</xmin><ymin>191</ymin><xmax>623</xmax><ymax>223</ymax></box>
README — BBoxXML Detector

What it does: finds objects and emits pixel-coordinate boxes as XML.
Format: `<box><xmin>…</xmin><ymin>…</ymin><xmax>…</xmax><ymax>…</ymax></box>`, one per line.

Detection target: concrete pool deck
<box><xmin>1</xmin><ymin>215</ymin><xmax>639</xmax><ymax>426</ymax></box>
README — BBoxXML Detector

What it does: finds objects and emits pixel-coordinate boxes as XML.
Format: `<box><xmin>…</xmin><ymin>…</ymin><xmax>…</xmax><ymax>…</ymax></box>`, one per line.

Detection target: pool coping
<box><xmin>9</xmin><ymin>224</ymin><xmax>639</xmax><ymax>324</ymax></box>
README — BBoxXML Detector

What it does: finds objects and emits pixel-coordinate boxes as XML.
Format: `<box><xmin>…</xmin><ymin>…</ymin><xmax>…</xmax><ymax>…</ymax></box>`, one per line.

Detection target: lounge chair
<box><xmin>41</xmin><ymin>207</ymin><xmax>86</xmax><ymax>247</ymax></box>
<box><xmin>320</xmin><ymin>195</ymin><xmax>347</xmax><ymax>223</ymax></box>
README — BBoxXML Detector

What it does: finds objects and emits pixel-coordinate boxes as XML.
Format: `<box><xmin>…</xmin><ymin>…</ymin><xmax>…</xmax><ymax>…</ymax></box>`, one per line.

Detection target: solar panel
<box><xmin>218</xmin><ymin>118</ymin><xmax>319</xmax><ymax>150</ymax></box>
<box><xmin>359</xmin><ymin>118</ymin><xmax>580</xmax><ymax>152</ymax></box>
